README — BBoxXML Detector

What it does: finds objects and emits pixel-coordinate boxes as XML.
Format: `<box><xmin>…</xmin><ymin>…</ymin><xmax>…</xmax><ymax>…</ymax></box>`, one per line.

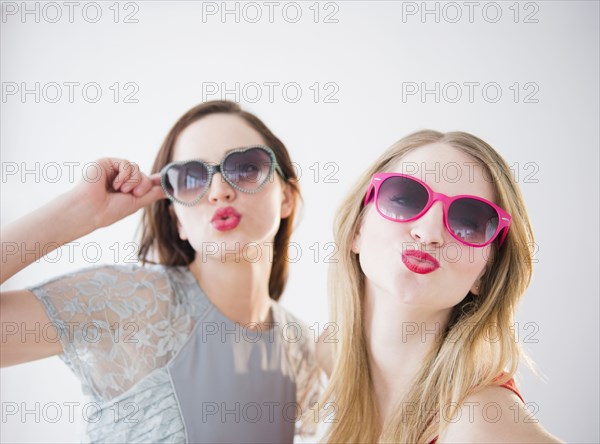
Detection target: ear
<box><xmin>169</xmin><ymin>204</ymin><xmax>188</xmax><ymax>241</ymax></box>
<box><xmin>280</xmin><ymin>182</ymin><xmax>294</xmax><ymax>219</ymax></box>
<box><xmin>351</xmin><ymin>226</ymin><xmax>363</xmax><ymax>255</ymax></box>
<box><xmin>470</xmin><ymin>267</ymin><xmax>487</xmax><ymax>296</ymax></box>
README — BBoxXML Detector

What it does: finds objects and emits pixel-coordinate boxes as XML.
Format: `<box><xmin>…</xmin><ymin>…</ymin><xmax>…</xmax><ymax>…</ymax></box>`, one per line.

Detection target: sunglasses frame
<box><xmin>364</xmin><ymin>172</ymin><xmax>511</xmax><ymax>248</ymax></box>
<box><xmin>160</xmin><ymin>145</ymin><xmax>285</xmax><ymax>206</ymax></box>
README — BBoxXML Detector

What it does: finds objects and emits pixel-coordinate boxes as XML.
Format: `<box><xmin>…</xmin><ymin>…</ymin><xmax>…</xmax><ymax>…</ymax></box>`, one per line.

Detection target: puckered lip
<box><xmin>211</xmin><ymin>206</ymin><xmax>241</xmax><ymax>222</ymax></box>
<box><xmin>401</xmin><ymin>250</ymin><xmax>440</xmax><ymax>274</ymax></box>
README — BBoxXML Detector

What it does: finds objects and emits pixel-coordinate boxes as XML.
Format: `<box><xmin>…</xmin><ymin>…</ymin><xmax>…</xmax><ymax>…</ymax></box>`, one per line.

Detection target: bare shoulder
<box><xmin>438</xmin><ymin>384</ymin><xmax>564</xmax><ymax>443</ymax></box>
<box><xmin>0</xmin><ymin>289</ymin><xmax>63</xmax><ymax>366</ymax></box>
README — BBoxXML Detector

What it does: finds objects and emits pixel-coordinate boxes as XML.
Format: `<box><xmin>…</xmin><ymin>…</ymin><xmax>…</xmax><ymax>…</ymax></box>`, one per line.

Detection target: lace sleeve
<box><xmin>276</xmin><ymin>306</ymin><xmax>323</xmax><ymax>438</ymax></box>
<box><xmin>295</xmin><ymin>324</ymin><xmax>323</xmax><ymax>437</ymax></box>
<box><xmin>27</xmin><ymin>263</ymin><xmax>192</xmax><ymax>401</ymax></box>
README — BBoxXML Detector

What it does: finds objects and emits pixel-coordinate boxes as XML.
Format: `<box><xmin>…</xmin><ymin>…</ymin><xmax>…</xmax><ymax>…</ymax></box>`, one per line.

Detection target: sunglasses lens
<box><xmin>378</xmin><ymin>176</ymin><xmax>429</xmax><ymax>220</ymax></box>
<box><xmin>164</xmin><ymin>161</ymin><xmax>209</xmax><ymax>203</ymax></box>
<box><xmin>448</xmin><ymin>198</ymin><xmax>499</xmax><ymax>245</ymax></box>
<box><xmin>223</xmin><ymin>148</ymin><xmax>273</xmax><ymax>191</ymax></box>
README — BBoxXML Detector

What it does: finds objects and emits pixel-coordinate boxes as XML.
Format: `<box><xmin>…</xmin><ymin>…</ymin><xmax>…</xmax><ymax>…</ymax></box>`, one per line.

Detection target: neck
<box><xmin>188</xmin><ymin>253</ymin><xmax>274</xmax><ymax>330</ymax></box>
<box><xmin>363</xmin><ymin>279</ymin><xmax>452</xmax><ymax>426</ymax></box>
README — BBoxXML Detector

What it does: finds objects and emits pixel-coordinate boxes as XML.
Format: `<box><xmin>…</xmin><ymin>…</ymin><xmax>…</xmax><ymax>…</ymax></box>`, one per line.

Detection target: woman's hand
<box><xmin>1</xmin><ymin>158</ymin><xmax>166</xmax><ymax>284</ymax></box>
<box><xmin>70</xmin><ymin>158</ymin><xmax>166</xmax><ymax>230</ymax></box>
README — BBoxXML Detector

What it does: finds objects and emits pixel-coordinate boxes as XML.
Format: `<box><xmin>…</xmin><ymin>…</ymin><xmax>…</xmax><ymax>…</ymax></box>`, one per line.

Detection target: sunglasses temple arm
<box><xmin>275</xmin><ymin>164</ymin><xmax>285</xmax><ymax>178</ymax></box>
<box><xmin>498</xmin><ymin>227</ymin><xmax>509</xmax><ymax>247</ymax></box>
<box><xmin>364</xmin><ymin>183</ymin><xmax>375</xmax><ymax>206</ymax></box>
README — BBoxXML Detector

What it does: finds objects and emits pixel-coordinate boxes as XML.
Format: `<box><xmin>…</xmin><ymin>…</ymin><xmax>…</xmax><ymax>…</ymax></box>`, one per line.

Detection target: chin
<box><xmin>388</xmin><ymin>274</ymin><xmax>432</xmax><ymax>302</ymax></box>
<box><xmin>391</xmin><ymin>289</ymin><xmax>427</xmax><ymax>305</ymax></box>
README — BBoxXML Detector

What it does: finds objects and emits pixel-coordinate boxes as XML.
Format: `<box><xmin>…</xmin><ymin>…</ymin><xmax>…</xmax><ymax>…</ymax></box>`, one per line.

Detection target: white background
<box><xmin>1</xmin><ymin>1</ymin><xmax>598</xmax><ymax>442</ymax></box>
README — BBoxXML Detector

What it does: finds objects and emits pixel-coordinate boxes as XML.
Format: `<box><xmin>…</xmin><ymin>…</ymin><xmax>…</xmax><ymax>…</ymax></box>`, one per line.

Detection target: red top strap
<box><xmin>496</xmin><ymin>376</ymin><xmax>525</xmax><ymax>403</ymax></box>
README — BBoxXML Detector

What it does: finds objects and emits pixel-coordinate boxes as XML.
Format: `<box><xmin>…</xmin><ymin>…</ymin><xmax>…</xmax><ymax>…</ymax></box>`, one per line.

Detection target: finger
<box><xmin>122</xmin><ymin>162</ymin><xmax>143</xmax><ymax>193</ymax></box>
<box><xmin>132</xmin><ymin>171</ymin><xmax>163</xmax><ymax>196</ymax></box>
<box><xmin>136</xmin><ymin>184</ymin><xmax>167</xmax><ymax>207</ymax></box>
<box><xmin>120</xmin><ymin>162</ymin><xmax>142</xmax><ymax>193</ymax></box>
<box><xmin>111</xmin><ymin>160</ymin><xmax>132</xmax><ymax>191</ymax></box>
<box><xmin>138</xmin><ymin>173</ymin><xmax>164</xmax><ymax>193</ymax></box>
<box><xmin>131</xmin><ymin>174</ymin><xmax>153</xmax><ymax>197</ymax></box>
<box><xmin>149</xmin><ymin>173</ymin><xmax>162</xmax><ymax>185</ymax></box>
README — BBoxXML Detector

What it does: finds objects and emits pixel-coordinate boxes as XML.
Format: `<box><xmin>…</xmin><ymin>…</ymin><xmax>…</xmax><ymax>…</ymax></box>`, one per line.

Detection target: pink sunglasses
<box><xmin>364</xmin><ymin>173</ymin><xmax>511</xmax><ymax>247</ymax></box>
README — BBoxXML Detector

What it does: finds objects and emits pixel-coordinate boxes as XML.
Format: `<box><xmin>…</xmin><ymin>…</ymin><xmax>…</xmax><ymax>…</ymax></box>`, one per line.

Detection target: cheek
<box><xmin>174</xmin><ymin>207</ymin><xmax>207</xmax><ymax>241</ymax></box>
<box><xmin>442</xmin><ymin>245</ymin><xmax>492</xmax><ymax>299</ymax></box>
<box><xmin>357</xmin><ymin>211</ymin><xmax>404</xmax><ymax>283</ymax></box>
<box><xmin>452</xmin><ymin>245</ymin><xmax>491</xmax><ymax>277</ymax></box>
<box><xmin>243</xmin><ymin>193</ymin><xmax>282</xmax><ymax>237</ymax></box>
<box><xmin>253</xmin><ymin>187</ymin><xmax>282</xmax><ymax>218</ymax></box>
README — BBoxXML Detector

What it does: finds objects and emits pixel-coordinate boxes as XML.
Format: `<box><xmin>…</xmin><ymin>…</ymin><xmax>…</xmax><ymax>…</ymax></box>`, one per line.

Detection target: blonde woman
<box><xmin>1</xmin><ymin>101</ymin><xmax>319</xmax><ymax>443</ymax></box>
<box><xmin>317</xmin><ymin>130</ymin><xmax>563</xmax><ymax>443</ymax></box>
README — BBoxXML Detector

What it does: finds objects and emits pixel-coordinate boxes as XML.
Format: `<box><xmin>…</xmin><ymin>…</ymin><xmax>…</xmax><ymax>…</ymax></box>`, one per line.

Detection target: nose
<box><xmin>409</xmin><ymin>201</ymin><xmax>446</xmax><ymax>246</ymax></box>
<box><xmin>207</xmin><ymin>172</ymin><xmax>236</xmax><ymax>203</ymax></box>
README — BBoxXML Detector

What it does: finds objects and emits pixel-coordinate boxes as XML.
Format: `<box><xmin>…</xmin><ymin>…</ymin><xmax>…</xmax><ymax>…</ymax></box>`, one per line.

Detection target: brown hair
<box><xmin>137</xmin><ymin>100</ymin><xmax>301</xmax><ymax>301</ymax></box>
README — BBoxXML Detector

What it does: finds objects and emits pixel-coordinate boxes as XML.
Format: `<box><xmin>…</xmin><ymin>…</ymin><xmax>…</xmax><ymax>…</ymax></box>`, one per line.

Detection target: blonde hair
<box><xmin>321</xmin><ymin>130</ymin><xmax>537</xmax><ymax>443</ymax></box>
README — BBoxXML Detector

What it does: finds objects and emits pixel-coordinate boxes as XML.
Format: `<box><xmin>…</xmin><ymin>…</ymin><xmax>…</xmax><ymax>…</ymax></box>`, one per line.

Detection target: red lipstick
<box><xmin>402</xmin><ymin>250</ymin><xmax>440</xmax><ymax>274</ymax></box>
<box><xmin>210</xmin><ymin>206</ymin><xmax>241</xmax><ymax>231</ymax></box>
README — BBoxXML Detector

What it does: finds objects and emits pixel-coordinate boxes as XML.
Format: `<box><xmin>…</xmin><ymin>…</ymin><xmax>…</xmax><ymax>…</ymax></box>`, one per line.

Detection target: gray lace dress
<box><xmin>28</xmin><ymin>263</ymin><xmax>321</xmax><ymax>443</ymax></box>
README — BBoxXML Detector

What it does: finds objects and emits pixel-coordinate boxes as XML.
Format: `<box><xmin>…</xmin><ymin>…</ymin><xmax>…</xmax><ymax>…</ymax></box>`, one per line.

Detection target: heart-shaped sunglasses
<box><xmin>160</xmin><ymin>145</ymin><xmax>284</xmax><ymax>206</ymax></box>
